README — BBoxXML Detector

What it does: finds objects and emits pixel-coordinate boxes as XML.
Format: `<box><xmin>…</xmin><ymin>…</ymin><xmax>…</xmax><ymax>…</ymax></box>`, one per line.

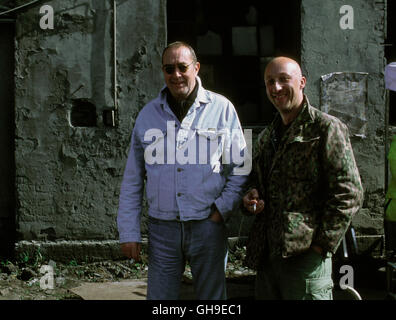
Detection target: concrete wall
<box><xmin>301</xmin><ymin>0</ymin><xmax>387</xmax><ymax>236</ymax></box>
<box><xmin>14</xmin><ymin>0</ymin><xmax>166</xmax><ymax>241</ymax></box>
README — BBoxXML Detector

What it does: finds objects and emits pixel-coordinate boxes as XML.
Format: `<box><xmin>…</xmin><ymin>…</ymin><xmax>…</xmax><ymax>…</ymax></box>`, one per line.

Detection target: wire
<box><xmin>0</xmin><ymin>0</ymin><xmax>41</xmax><ymax>16</ymax></box>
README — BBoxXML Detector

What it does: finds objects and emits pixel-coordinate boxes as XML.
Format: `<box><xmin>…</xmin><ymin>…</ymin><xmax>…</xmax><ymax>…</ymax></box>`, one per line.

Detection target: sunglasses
<box><xmin>163</xmin><ymin>61</ymin><xmax>194</xmax><ymax>75</ymax></box>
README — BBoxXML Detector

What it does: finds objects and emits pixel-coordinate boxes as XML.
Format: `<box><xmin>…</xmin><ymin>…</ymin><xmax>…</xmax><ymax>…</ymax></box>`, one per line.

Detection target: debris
<box><xmin>0</xmin><ymin>288</ymin><xmax>10</xmax><ymax>296</ymax></box>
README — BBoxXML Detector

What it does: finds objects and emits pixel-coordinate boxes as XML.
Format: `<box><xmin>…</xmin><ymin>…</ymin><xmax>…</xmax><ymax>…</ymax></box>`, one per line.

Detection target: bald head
<box><xmin>265</xmin><ymin>57</ymin><xmax>303</xmax><ymax>78</ymax></box>
<box><xmin>264</xmin><ymin>57</ymin><xmax>306</xmax><ymax>125</ymax></box>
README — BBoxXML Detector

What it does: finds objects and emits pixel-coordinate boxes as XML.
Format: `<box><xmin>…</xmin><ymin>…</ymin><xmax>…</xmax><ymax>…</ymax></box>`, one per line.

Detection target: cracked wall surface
<box><xmin>301</xmin><ymin>0</ymin><xmax>387</xmax><ymax>235</ymax></box>
<box><xmin>14</xmin><ymin>0</ymin><xmax>166</xmax><ymax>241</ymax></box>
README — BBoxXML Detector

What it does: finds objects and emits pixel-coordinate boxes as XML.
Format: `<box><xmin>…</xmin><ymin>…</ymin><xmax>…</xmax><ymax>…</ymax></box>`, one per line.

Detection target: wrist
<box><xmin>311</xmin><ymin>245</ymin><xmax>323</xmax><ymax>255</ymax></box>
<box><xmin>210</xmin><ymin>204</ymin><xmax>223</xmax><ymax>222</ymax></box>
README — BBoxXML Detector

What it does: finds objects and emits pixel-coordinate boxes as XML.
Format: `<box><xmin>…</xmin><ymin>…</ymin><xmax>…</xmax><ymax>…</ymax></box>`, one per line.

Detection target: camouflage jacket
<box><xmin>244</xmin><ymin>97</ymin><xmax>363</xmax><ymax>270</ymax></box>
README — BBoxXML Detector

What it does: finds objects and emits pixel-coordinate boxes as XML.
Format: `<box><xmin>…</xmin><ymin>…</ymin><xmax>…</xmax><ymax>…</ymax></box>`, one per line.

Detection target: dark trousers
<box><xmin>147</xmin><ymin>217</ymin><xmax>228</xmax><ymax>300</ymax></box>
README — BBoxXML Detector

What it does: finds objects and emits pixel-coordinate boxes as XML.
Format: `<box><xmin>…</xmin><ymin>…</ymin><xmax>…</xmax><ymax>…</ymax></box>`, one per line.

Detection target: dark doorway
<box><xmin>0</xmin><ymin>21</ymin><xmax>16</xmax><ymax>258</ymax></box>
<box><xmin>167</xmin><ymin>0</ymin><xmax>301</xmax><ymax>127</ymax></box>
<box><xmin>386</xmin><ymin>0</ymin><xmax>396</xmax><ymax>125</ymax></box>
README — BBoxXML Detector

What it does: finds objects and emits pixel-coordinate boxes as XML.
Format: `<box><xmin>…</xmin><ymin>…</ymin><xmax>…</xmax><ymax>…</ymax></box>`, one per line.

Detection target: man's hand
<box><xmin>120</xmin><ymin>242</ymin><xmax>141</xmax><ymax>261</ymax></box>
<box><xmin>209</xmin><ymin>209</ymin><xmax>224</xmax><ymax>223</ymax></box>
<box><xmin>243</xmin><ymin>188</ymin><xmax>264</xmax><ymax>214</ymax></box>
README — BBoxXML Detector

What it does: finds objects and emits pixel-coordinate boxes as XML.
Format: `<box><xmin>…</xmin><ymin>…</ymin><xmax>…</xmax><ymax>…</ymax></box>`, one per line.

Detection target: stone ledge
<box><xmin>16</xmin><ymin>236</ymin><xmax>382</xmax><ymax>263</ymax></box>
<box><xmin>14</xmin><ymin>237</ymin><xmax>248</xmax><ymax>263</ymax></box>
<box><xmin>15</xmin><ymin>240</ymin><xmax>134</xmax><ymax>263</ymax></box>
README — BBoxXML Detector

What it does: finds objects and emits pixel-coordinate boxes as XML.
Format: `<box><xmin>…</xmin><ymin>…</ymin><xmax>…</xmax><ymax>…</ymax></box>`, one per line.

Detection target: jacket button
<box><xmin>177</xmin><ymin>193</ymin><xmax>182</xmax><ymax>197</ymax></box>
<box><xmin>177</xmin><ymin>168</ymin><xmax>182</xmax><ymax>172</ymax></box>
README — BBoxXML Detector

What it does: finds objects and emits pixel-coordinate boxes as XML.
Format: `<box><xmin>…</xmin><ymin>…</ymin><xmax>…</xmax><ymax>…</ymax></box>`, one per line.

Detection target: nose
<box><xmin>173</xmin><ymin>68</ymin><xmax>183</xmax><ymax>77</ymax></box>
<box><xmin>273</xmin><ymin>81</ymin><xmax>282</xmax><ymax>91</ymax></box>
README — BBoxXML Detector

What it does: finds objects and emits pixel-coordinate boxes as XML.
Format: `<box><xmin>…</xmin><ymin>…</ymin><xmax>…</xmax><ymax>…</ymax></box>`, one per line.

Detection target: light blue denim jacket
<box><xmin>117</xmin><ymin>77</ymin><xmax>250</xmax><ymax>243</ymax></box>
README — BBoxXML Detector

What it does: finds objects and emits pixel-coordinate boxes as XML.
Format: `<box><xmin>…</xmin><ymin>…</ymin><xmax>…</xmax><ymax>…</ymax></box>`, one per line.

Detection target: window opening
<box><xmin>71</xmin><ymin>99</ymin><xmax>97</xmax><ymax>127</ymax></box>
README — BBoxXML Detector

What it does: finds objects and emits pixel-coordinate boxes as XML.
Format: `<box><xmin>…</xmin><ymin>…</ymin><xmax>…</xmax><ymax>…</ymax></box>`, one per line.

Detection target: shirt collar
<box><xmin>160</xmin><ymin>76</ymin><xmax>211</xmax><ymax>107</ymax></box>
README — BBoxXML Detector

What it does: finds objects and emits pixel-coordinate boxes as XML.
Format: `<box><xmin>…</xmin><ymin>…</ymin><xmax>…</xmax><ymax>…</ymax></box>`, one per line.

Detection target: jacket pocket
<box><xmin>196</xmin><ymin>129</ymin><xmax>227</xmax><ymax>172</ymax></box>
<box><xmin>283</xmin><ymin>212</ymin><xmax>315</xmax><ymax>256</ymax></box>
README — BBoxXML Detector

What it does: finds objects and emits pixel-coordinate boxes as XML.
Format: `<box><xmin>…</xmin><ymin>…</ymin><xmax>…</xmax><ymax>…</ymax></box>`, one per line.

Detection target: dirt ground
<box><xmin>0</xmin><ymin>245</ymin><xmax>254</xmax><ymax>300</ymax></box>
<box><xmin>0</xmin><ymin>259</ymin><xmax>145</xmax><ymax>300</ymax></box>
<box><xmin>0</xmin><ymin>244</ymin><xmax>392</xmax><ymax>300</ymax></box>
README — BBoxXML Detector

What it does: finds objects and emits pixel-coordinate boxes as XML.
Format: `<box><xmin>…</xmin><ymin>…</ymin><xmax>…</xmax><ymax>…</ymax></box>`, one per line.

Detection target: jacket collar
<box><xmin>266</xmin><ymin>95</ymin><xmax>316</xmax><ymax>175</ymax></box>
<box><xmin>266</xmin><ymin>95</ymin><xmax>317</xmax><ymax>149</ymax></box>
<box><xmin>293</xmin><ymin>95</ymin><xmax>315</xmax><ymax>126</ymax></box>
<box><xmin>273</xmin><ymin>95</ymin><xmax>314</xmax><ymax>131</ymax></box>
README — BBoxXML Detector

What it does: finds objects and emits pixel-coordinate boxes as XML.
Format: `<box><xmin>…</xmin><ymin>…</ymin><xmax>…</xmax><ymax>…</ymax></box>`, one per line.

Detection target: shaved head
<box><xmin>264</xmin><ymin>57</ymin><xmax>306</xmax><ymax>125</ymax></box>
<box><xmin>265</xmin><ymin>57</ymin><xmax>303</xmax><ymax>78</ymax></box>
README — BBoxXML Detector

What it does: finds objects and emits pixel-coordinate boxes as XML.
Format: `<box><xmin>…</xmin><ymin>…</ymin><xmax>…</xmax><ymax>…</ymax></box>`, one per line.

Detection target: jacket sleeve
<box><xmin>312</xmin><ymin>120</ymin><xmax>364</xmax><ymax>254</ymax></box>
<box><xmin>214</xmin><ymin>103</ymin><xmax>251</xmax><ymax>220</ymax></box>
<box><xmin>117</xmin><ymin>126</ymin><xmax>145</xmax><ymax>243</ymax></box>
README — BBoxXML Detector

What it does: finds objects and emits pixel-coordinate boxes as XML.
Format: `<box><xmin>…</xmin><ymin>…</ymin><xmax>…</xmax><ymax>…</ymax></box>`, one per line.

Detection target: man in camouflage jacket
<box><xmin>243</xmin><ymin>57</ymin><xmax>363</xmax><ymax>300</ymax></box>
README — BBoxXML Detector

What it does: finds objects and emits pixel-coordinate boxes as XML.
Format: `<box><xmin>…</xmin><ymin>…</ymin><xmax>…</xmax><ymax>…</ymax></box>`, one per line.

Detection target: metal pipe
<box><xmin>113</xmin><ymin>0</ymin><xmax>117</xmax><ymax>111</ymax></box>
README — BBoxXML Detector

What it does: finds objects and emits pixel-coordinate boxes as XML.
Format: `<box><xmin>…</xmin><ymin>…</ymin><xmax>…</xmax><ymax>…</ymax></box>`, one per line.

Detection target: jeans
<box><xmin>147</xmin><ymin>216</ymin><xmax>228</xmax><ymax>300</ymax></box>
<box><xmin>255</xmin><ymin>249</ymin><xmax>334</xmax><ymax>300</ymax></box>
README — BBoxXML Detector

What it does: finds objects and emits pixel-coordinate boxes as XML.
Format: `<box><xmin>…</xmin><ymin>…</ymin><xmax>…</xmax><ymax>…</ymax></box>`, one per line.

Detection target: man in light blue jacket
<box><xmin>117</xmin><ymin>42</ymin><xmax>250</xmax><ymax>300</ymax></box>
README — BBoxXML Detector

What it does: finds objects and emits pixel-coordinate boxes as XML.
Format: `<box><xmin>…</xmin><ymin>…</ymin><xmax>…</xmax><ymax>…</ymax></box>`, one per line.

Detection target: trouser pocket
<box><xmin>280</xmin><ymin>252</ymin><xmax>333</xmax><ymax>300</ymax></box>
<box><xmin>304</xmin><ymin>277</ymin><xmax>334</xmax><ymax>300</ymax></box>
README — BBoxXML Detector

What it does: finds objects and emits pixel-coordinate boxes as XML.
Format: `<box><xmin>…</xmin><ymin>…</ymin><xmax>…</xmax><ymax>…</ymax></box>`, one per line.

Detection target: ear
<box><xmin>194</xmin><ymin>62</ymin><xmax>200</xmax><ymax>74</ymax></box>
<box><xmin>300</xmin><ymin>76</ymin><xmax>306</xmax><ymax>89</ymax></box>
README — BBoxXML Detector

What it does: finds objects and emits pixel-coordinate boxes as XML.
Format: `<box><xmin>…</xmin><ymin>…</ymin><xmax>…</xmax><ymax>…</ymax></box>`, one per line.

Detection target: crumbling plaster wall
<box><xmin>301</xmin><ymin>0</ymin><xmax>387</xmax><ymax>235</ymax></box>
<box><xmin>15</xmin><ymin>0</ymin><xmax>167</xmax><ymax>241</ymax></box>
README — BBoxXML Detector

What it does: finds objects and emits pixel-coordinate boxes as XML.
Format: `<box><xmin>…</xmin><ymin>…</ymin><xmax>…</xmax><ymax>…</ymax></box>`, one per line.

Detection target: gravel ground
<box><xmin>0</xmin><ymin>246</ymin><xmax>254</xmax><ymax>300</ymax></box>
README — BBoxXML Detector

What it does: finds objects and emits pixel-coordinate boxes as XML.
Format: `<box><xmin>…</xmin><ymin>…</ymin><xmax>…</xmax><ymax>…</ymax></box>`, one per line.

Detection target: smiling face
<box><xmin>264</xmin><ymin>57</ymin><xmax>306</xmax><ymax>121</ymax></box>
<box><xmin>162</xmin><ymin>45</ymin><xmax>200</xmax><ymax>101</ymax></box>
